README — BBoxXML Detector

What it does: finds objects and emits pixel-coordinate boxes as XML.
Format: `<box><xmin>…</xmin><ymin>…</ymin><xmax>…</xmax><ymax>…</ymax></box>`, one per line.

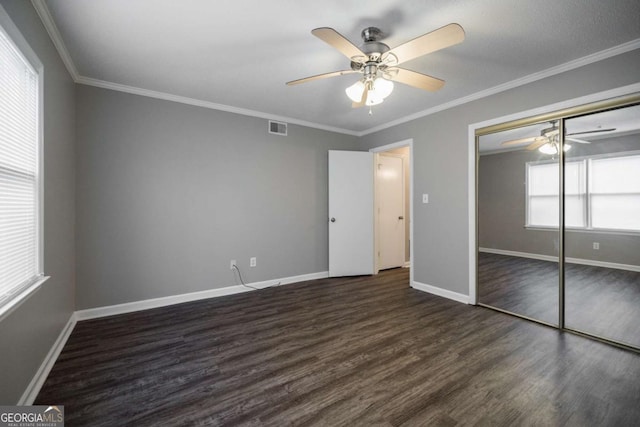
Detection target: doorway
<box><xmin>371</xmin><ymin>140</ymin><xmax>413</xmax><ymax>284</ymax></box>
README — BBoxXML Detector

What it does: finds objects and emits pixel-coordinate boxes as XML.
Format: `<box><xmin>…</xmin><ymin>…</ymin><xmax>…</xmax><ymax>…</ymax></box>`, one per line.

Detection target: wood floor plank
<box><xmin>35</xmin><ymin>268</ymin><xmax>640</xmax><ymax>426</ymax></box>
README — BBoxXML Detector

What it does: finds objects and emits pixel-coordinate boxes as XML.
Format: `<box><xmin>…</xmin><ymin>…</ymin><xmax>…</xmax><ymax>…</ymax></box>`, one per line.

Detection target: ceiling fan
<box><xmin>286</xmin><ymin>23</ymin><xmax>465</xmax><ymax>109</ymax></box>
<box><xmin>501</xmin><ymin>121</ymin><xmax>616</xmax><ymax>154</ymax></box>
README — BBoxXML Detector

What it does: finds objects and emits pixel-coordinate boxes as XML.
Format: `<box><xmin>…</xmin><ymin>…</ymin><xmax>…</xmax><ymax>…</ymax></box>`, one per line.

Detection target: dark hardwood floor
<box><xmin>478</xmin><ymin>252</ymin><xmax>640</xmax><ymax>348</ymax></box>
<box><xmin>37</xmin><ymin>268</ymin><xmax>640</xmax><ymax>426</ymax></box>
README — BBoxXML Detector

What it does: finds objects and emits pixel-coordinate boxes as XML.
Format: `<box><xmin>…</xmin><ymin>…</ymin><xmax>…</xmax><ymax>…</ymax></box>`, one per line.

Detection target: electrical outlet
<box><xmin>250</xmin><ymin>257</ymin><xmax>256</xmax><ymax>267</ymax></box>
<box><xmin>230</xmin><ymin>259</ymin><xmax>236</xmax><ymax>270</ymax></box>
<box><xmin>593</xmin><ymin>242</ymin><xmax>600</xmax><ymax>250</ymax></box>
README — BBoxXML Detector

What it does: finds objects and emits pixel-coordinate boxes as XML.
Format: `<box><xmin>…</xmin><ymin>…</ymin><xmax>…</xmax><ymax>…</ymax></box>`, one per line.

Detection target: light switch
<box><xmin>422</xmin><ymin>194</ymin><xmax>429</xmax><ymax>204</ymax></box>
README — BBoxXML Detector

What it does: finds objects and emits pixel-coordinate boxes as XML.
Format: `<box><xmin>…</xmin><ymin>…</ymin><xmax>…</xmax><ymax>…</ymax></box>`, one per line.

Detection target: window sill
<box><xmin>0</xmin><ymin>276</ymin><xmax>50</xmax><ymax>323</ymax></box>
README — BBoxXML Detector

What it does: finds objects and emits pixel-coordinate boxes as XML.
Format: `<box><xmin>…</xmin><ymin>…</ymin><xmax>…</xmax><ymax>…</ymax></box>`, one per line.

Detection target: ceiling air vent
<box><xmin>269</xmin><ymin>120</ymin><xmax>287</xmax><ymax>136</ymax></box>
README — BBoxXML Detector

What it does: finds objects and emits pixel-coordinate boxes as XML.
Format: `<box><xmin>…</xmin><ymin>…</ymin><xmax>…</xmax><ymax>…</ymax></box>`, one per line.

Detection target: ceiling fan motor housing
<box><xmin>360</xmin><ymin>27</ymin><xmax>390</xmax><ymax>62</ymax></box>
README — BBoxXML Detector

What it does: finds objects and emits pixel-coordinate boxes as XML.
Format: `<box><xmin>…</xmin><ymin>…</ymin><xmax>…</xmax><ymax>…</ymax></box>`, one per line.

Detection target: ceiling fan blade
<box><xmin>389</xmin><ymin>68</ymin><xmax>444</xmax><ymax>91</ymax></box>
<box><xmin>567</xmin><ymin>137</ymin><xmax>590</xmax><ymax>144</ymax></box>
<box><xmin>286</xmin><ymin>69</ymin><xmax>356</xmax><ymax>86</ymax></box>
<box><xmin>567</xmin><ymin>128</ymin><xmax>616</xmax><ymax>136</ymax></box>
<box><xmin>311</xmin><ymin>27</ymin><xmax>366</xmax><ymax>61</ymax></box>
<box><xmin>527</xmin><ymin>139</ymin><xmax>549</xmax><ymax>151</ymax></box>
<box><xmin>501</xmin><ymin>136</ymin><xmax>538</xmax><ymax>146</ymax></box>
<box><xmin>387</xmin><ymin>23</ymin><xmax>465</xmax><ymax>65</ymax></box>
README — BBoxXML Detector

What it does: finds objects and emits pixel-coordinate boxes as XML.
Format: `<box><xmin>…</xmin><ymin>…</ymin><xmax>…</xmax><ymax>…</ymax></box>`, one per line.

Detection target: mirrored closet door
<box><xmin>477</xmin><ymin>122</ymin><xmax>560</xmax><ymax>326</ymax></box>
<box><xmin>564</xmin><ymin>103</ymin><xmax>640</xmax><ymax>349</ymax></box>
<box><xmin>477</xmin><ymin>95</ymin><xmax>640</xmax><ymax>352</ymax></box>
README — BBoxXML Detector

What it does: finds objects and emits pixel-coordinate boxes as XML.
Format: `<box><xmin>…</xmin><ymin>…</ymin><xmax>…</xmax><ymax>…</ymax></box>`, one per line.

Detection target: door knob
<box><xmin>330</xmin><ymin>217</ymin><xmax>336</xmax><ymax>222</ymax></box>
<box><xmin>398</xmin><ymin>216</ymin><xmax>404</xmax><ymax>220</ymax></box>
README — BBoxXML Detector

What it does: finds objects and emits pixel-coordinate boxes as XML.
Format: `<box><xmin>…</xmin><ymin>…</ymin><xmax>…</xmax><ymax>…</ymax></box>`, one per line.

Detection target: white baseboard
<box><xmin>479</xmin><ymin>247</ymin><xmax>640</xmax><ymax>272</ymax></box>
<box><xmin>18</xmin><ymin>312</ymin><xmax>77</xmax><ymax>405</ymax></box>
<box><xmin>412</xmin><ymin>281</ymin><xmax>470</xmax><ymax>304</ymax></box>
<box><xmin>75</xmin><ymin>271</ymin><xmax>329</xmax><ymax>321</ymax></box>
<box><xmin>480</xmin><ymin>247</ymin><xmax>556</xmax><ymax>262</ymax></box>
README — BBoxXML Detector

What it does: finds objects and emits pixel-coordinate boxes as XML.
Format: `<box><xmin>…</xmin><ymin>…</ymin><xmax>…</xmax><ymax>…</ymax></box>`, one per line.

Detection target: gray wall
<box><xmin>0</xmin><ymin>2</ymin><xmax>75</xmax><ymax>404</ymax></box>
<box><xmin>479</xmin><ymin>135</ymin><xmax>640</xmax><ymax>266</ymax></box>
<box><xmin>358</xmin><ymin>49</ymin><xmax>640</xmax><ymax>294</ymax></box>
<box><xmin>76</xmin><ymin>85</ymin><xmax>359</xmax><ymax>309</ymax></box>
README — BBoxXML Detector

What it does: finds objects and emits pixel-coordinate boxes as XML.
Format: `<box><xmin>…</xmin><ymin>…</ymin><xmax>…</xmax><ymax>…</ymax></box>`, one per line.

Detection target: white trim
<box><xmin>30</xmin><ymin>0</ymin><xmax>78</xmax><ymax>80</ymax></box>
<box><xmin>29</xmin><ymin>0</ymin><xmax>640</xmax><ymax>138</ymax></box>
<box><xmin>370</xmin><ymin>139</ymin><xmax>414</xmax><ymax>287</ymax></box>
<box><xmin>468</xmin><ymin>82</ymin><xmax>640</xmax><ymax>302</ymax></box>
<box><xmin>479</xmin><ymin>247</ymin><xmax>640</xmax><ymax>273</ymax></box>
<box><xmin>0</xmin><ymin>277</ymin><xmax>49</xmax><ymax>323</ymax></box>
<box><xmin>18</xmin><ymin>312</ymin><xmax>77</xmax><ymax>405</ymax></box>
<box><xmin>412</xmin><ymin>281</ymin><xmax>470</xmax><ymax>304</ymax></box>
<box><xmin>75</xmin><ymin>271</ymin><xmax>329</xmax><ymax>321</ymax></box>
<box><xmin>479</xmin><ymin>247</ymin><xmax>557</xmax><ymax>262</ymax></box>
<box><xmin>0</xmin><ymin>3</ymin><xmax>48</xmax><ymax>321</ymax></box>
<box><xmin>468</xmin><ymin>126</ymin><xmax>477</xmax><ymax>305</ymax></box>
<box><xmin>360</xmin><ymin>39</ymin><xmax>640</xmax><ymax>136</ymax></box>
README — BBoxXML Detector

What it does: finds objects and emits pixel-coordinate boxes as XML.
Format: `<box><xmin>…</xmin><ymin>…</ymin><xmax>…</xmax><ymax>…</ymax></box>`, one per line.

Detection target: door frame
<box><xmin>376</xmin><ymin>153</ymin><xmax>406</xmax><ymax>270</ymax></box>
<box><xmin>370</xmin><ymin>139</ymin><xmax>414</xmax><ymax>287</ymax></box>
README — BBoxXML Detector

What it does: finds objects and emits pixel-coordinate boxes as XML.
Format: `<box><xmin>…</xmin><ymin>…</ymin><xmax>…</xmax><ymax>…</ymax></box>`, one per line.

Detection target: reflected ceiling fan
<box><xmin>286</xmin><ymin>23</ymin><xmax>465</xmax><ymax>110</ymax></box>
<box><xmin>501</xmin><ymin>121</ymin><xmax>616</xmax><ymax>154</ymax></box>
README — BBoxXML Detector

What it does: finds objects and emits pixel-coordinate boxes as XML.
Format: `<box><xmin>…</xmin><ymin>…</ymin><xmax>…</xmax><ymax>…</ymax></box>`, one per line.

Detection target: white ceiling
<box><xmin>40</xmin><ymin>0</ymin><xmax>640</xmax><ymax>135</ymax></box>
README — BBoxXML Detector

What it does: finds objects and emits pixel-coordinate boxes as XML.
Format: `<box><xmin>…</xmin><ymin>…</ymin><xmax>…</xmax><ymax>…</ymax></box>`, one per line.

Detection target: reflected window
<box><xmin>526</xmin><ymin>152</ymin><xmax>640</xmax><ymax>231</ymax></box>
<box><xmin>590</xmin><ymin>154</ymin><xmax>640</xmax><ymax>231</ymax></box>
<box><xmin>527</xmin><ymin>161</ymin><xmax>586</xmax><ymax>228</ymax></box>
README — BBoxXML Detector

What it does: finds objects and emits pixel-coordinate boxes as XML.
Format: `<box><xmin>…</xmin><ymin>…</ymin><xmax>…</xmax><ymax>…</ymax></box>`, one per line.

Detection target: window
<box><xmin>0</xmin><ymin>11</ymin><xmax>45</xmax><ymax>319</ymax></box>
<box><xmin>526</xmin><ymin>153</ymin><xmax>640</xmax><ymax>232</ymax></box>
<box><xmin>590</xmin><ymin>155</ymin><xmax>640</xmax><ymax>231</ymax></box>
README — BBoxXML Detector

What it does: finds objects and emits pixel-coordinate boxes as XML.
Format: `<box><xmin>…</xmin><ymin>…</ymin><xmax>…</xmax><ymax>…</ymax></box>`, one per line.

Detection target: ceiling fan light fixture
<box><xmin>539</xmin><ymin>143</ymin><xmax>557</xmax><ymax>155</ymax></box>
<box><xmin>372</xmin><ymin>77</ymin><xmax>394</xmax><ymax>99</ymax></box>
<box><xmin>345</xmin><ymin>77</ymin><xmax>394</xmax><ymax>104</ymax></box>
<box><xmin>345</xmin><ymin>80</ymin><xmax>365</xmax><ymax>102</ymax></box>
<box><xmin>538</xmin><ymin>142</ymin><xmax>571</xmax><ymax>155</ymax></box>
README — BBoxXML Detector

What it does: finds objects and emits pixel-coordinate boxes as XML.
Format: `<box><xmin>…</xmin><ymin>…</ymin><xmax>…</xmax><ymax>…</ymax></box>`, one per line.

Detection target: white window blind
<box><xmin>527</xmin><ymin>154</ymin><xmax>640</xmax><ymax>232</ymax></box>
<box><xmin>590</xmin><ymin>155</ymin><xmax>640</xmax><ymax>231</ymax></box>
<box><xmin>0</xmin><ymin>25</ymin><xmax>41</xmax><ymax>310</ymax></box>
<box><xmin>527</xmin><ymin>162</ymin><xmax>560</xmax><ymax>227</ymax></box>
<box><xmin>527</xmin><ymin>161</ymin><xmax>585</xmax><ymax>228</ymax></box>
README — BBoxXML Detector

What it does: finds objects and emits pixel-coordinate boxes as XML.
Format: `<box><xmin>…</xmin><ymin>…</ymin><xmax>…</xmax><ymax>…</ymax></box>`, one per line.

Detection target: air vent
<box><xmin>269</xmin><ymin>120</ymin><xmax>287</xmax><ymax>136</ymax></box>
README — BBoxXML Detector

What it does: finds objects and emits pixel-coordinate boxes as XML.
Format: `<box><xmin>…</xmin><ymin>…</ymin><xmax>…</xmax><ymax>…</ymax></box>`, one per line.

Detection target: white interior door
<box><xmin>328</xmin><ymin>150</ymin><xmax>374</xmax><ymax>277</ymax></box>
<box><xmin>377</xmin><ymin>155</ymin><xmax>405</xmax><ymax>270</ymax></box>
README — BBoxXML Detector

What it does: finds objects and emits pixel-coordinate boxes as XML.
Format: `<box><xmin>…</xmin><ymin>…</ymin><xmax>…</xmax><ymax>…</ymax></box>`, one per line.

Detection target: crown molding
<box><xmin>359</xmin><ymin>38</ymin><xmax>640</xmax><ymax>136</ymax></box>
<box><xmin>31</xmin><ymin>0</ymin><xmax>639</xmax><ymax>138</ymax></box>
<box><xmin>75</xmin><ymin>76</ymin><xmax>360</xmax><ymax>136</ymax></box>
<box><xmin>31</xmin><ymin>0</ymin><xmax>78</xmax><ymax>80</ymax></box>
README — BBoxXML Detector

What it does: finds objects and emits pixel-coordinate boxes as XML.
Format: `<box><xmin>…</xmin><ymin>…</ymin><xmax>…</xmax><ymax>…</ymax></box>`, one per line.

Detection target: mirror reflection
<box><xmin>477</xmin><ymin>122</ymin><xmax>560</xmax><ymax>325</ymax></box>
<box><xmin>564</xmin><ymin>104</ymin><xmax>640</xmax><ymax>348</ymax></box>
